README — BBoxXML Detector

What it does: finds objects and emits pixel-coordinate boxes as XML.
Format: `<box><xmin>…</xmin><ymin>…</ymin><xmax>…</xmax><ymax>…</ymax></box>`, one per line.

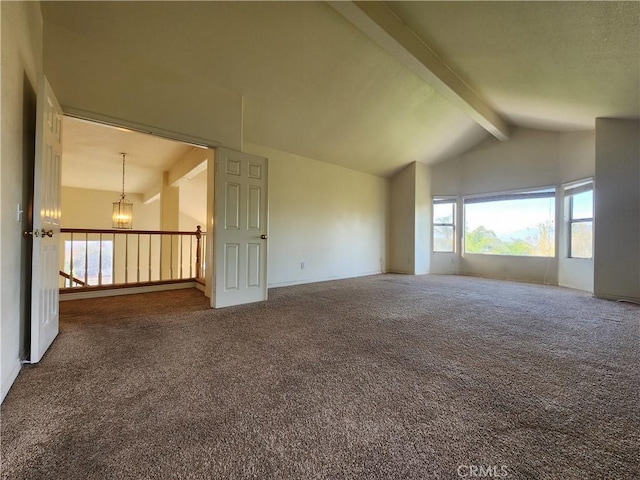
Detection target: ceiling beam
<box><xmin>167</xmin><ymin>147</ymin><xmax>209</xmax><ymax>187</ymax></box>
<box><xmin>144</xmin><ymin>148</ymin><xmax>210</xmax><ymax>203</ymax></box>
<box><xmin>328</xmin><ymin>1</ymin><xmax>510</xmax><ymax>141</ymax></box>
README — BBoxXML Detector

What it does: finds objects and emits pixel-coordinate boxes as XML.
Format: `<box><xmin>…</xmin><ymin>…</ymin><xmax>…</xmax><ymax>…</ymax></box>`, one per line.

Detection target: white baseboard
<box><xmin>268</xmin><ymin>270</ymin><xmax>384</xmax><ymax>289</ymax></box>
<box><xmin>60</xmin><ymin>282</ymin><xmax>198</xmax><ymax>301</ymax></box>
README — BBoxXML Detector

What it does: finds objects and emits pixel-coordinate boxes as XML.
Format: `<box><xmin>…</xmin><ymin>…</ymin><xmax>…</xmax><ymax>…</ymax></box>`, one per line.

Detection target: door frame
<box><xmin>40</xmin><ymin>109</ymin><xmax>268</xmax><ymax>311</ymax></box>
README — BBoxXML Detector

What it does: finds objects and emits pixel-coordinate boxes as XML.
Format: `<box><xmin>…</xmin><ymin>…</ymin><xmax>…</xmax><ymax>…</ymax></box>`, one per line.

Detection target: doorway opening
<box><xmin>59</xmin><ymin>115</ymin><xmax>211</xmax><ymax>299</ymax></box>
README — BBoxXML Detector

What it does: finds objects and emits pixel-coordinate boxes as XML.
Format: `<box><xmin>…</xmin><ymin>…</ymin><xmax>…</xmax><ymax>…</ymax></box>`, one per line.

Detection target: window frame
<box><xmin>432</xmin><ymin>197</ymin><xmax>456</xmax><ymax>253</ymax></box>
<box><xmin>564</xmin><ymin>179</ymin><xmax>594</xmax><ymax>259</ymax></box>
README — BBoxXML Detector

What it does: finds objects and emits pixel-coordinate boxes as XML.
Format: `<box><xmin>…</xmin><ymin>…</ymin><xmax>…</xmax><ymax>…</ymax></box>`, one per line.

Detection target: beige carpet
<box><xmin>1</xmin><ymin>274</ymin><xmax>638</xmax><ymax>479</ymax></box>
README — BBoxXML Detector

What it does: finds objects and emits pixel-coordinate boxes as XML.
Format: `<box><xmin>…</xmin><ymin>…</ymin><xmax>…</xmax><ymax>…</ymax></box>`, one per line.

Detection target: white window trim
<box><xmin>564</xmin><ymin>178</ymin><xmax>594</xmax><ymax>259</ymax></box>
<box><xmin>432</xmin><ymin>196</ymin><xmax>457</xmax><ymax>253</ymax></box>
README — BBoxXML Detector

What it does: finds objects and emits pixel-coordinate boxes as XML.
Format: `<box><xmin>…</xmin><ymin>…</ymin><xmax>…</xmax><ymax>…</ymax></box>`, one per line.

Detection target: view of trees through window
<box><xmin>433</xmin><ymin>199</ymin><xmax>455</xmax><ymax>252</ymax></box>
<box><xmin>464</xmin><ymin>191</ymin><xmax>556</xmax><ymax>257</ymax></box>
<box><xmin>568</xmin><ymin>186</ymin><xmax>593</xmax><ymax>258</ymax></box>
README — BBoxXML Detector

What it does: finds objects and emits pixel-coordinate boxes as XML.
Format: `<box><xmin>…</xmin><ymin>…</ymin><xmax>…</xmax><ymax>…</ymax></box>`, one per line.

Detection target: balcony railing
<box><xmin>59</xmin><ymin>226</ymin><xmax>206</xmax><ymax>291</ymax></box>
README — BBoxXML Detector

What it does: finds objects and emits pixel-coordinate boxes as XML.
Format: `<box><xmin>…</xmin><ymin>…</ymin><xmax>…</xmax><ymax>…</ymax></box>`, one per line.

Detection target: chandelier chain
<box><xmin>121</xmin><ymin>153</ymin><xmax>126</xmax><ymax>198</ymax></box>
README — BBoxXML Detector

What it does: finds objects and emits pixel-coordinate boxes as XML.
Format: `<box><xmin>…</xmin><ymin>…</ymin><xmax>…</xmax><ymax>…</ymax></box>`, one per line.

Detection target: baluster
<box><xmin>98</xmin><ymin>233</ymin><xmax>103</xmax><ymax>286</ymax></box>
<box><xmin>188</xmin><ymin>234</ymin><xmax>191</xmax><ymax>279</ymax></box>
<box><xmin>158</xmin><ymin>233</ymin><xmax>164</xmax><ymax>280</ymax></box>
<box><xmin>179</xmin><ymin>234</ymin><xmax>183</xmax><ymax>279</ymax></box>
<box><xmin>70</xmin><ymin>232</ymin><xmax>74</xmax><ymax>287</ymax></box>
<box><xmin>84</xmin><ymin>233</ymin><xmax>89</xmax><ymax>286</ymax></box>
<box><xmin>136</xmin><ymin>234</ymin><xmax>140</xmax><ymax>283</ymax></box>
<box><xmin>201</xmin><ymin>233</ymin><xmax>206</xmax><ymax>279</ymax></box>
<box><xmin>170</xmin><ymin>234</ymin><xmax>174</xmax><ymax>280</ymax></box>
<box><xmin>195</xmin><ymin>225</ymin><xmax>202</xmax><ymax>279</ymax></box>
<box><xmin>112</xmin><ymin>233</ymin><xmax>116</xmax><ymax>285</ymax></box>
<box><xmin>148</xmin><ymin>233</ymin><xmax>152</xmax><ymax>281</ymax></box>
<box><xmin>124</xmin><ymin>233</ymin><xmax>129</xmax><ymax>283</ymax></box>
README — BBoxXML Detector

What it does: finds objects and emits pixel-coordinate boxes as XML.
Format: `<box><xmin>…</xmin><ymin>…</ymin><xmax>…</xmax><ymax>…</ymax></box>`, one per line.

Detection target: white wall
<box><xmin>1</xmin><ymin>1</ymin><xmax>43</xmax><ymax>402</ymax></box>
<box><xmin>594</xmin><ymin>118</ymin><xmax>640</xmax><ymax>302</ymax></box>
<box><xmin>243</xmin><ymin>143</ymin><xmax>388</xmax><ymax>287</ymax></box>
<box><xmin>61</xmin><ymin>187</ymin><xmax>160</xmax><ymax>230</ymax></box>
<box><xmin>430</xmin><ymin>128</ymin><xmax>596</xmax><ymax>288</ymax></box>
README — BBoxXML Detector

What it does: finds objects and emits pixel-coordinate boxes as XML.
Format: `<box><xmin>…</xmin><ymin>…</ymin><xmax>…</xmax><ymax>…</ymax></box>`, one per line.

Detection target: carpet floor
<box><xmin>1</xmin><ymin>274</ymin><xmax>638</xmax><ymax>479</ymax></box>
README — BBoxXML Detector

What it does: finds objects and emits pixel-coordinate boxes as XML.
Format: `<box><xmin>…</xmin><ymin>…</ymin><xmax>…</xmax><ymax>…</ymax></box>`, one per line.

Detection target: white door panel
<box><xmin>31</xmin><ymin>75</ymin><xmax>62</xmax><ymax>362</ymax></box>
<box><xmin>213</xmin><ymin>148</ymin><xmax>268</xmax><ymax>308</ymax></box>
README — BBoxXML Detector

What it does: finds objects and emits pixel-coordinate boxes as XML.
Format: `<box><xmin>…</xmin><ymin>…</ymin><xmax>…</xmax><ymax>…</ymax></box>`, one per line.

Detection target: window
<box><xmin>565</xmin><ymin>180</ymin><xmax>593</xmax><ymax>259</ymax></box>
<box><xmin>464</xmin><ymin>188</ymin><xmax>556</xmax><ymax>257</ymax></box>
<box><xmin>433</xmin><ymin>197</ymin><xmax>456</xmax><ymax>252</ymax></box>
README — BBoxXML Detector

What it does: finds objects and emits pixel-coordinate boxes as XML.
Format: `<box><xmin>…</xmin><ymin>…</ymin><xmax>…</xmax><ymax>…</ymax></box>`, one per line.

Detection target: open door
<box><xmin>212</xmin><ymin>148</ymin><xmax>268</xmax><ymax>308</ymax></box>
<box><xmin>29</xmin><ymin>75</ymin><xmax>63</xmax><ymax>363</ymax></box>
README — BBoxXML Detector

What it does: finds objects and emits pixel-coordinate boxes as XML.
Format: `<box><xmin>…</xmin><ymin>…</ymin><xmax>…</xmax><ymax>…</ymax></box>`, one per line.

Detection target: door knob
<box><xmin>261</xmin><ymin>234</ymin><xmax>268</xmax><ymax>240</ymax></box>
<box><xmin>41</xmin><ymin>229</ymin><xmax>54</xmax><ymax>237</ymax></box>
<box><xmin>23</xmin><ymin>230</ymin><xmax>41</xmax><ymax>237</ymax></box>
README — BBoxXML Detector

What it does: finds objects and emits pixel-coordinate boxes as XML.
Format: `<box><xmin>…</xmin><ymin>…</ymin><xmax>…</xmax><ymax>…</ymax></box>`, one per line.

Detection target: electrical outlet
<box><xmin>300</xmin><ymin>261</ymin><xmax>305</xmax><ymax>270</ymax></box>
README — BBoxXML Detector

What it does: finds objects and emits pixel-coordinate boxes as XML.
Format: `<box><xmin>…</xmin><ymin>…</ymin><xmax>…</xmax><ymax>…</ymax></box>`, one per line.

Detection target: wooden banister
<box><xmin>59</xmin><ymin>226</ymin><xmax>206</xmax><ymax>290</ymax></box>
<box><xmin>61</xmin><ymin>228</ymin><xmax>204</xmax><ymax>236</ymax></box>
<box><xmin>59</xmin><ymin>270</ymin><xmax>87</xmax><ymax>286</ymax></box>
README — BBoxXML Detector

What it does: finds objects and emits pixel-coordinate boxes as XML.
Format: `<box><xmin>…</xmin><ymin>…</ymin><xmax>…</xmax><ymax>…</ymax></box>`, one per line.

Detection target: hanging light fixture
<box><xmin>112</xmin><ymin>152</ymin><xmax>133</xmax><ymax>229</ymax></box>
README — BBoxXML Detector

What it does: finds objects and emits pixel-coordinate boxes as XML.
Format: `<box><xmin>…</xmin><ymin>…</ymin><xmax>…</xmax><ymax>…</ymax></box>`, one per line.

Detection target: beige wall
<box><xmin>178</xmin><ymin>170</ymin><xmax>207</xmax><ymax>232</ymax></box>
<box><xmin>63</xmin><ymin>144</ymin><xmax>389</xmax><ymax>289</ymax></box>
<box><xmin>1</xmin><ymin>1</ymin><xmax>43</xmax><ymax>402</ymax></box>
<box><xmin>557</xmin><ymin>131</ymin><xmax>596</xmax><ymax>291</ymax></box>
<box><xmin>430</xmin><ymin>128</ymin><xmax>596</xmax><ymax>288</ymax></box>
<box><xmin>388</xmin><ymin>162</ymin><xmax>432</xmax><ymax>275</ymax></box>
<box><xmin>43</xmin><ymin>22</ymin><xmax>242</xmax><ymax>150</ymax></box>
<box><xmin>243</xmin><ymin>143</ymin><xmax>388</xmax><ymax>287</ymax></box>
<box><xmin>415</xmin><ymin>163</ymin><xmax>431</xmax><ymax>274</ymax></box>
<box><xmin>389</xmin><ymin>163</ymin><xmax>416</xmax><ymax>273</ymax></box>
<box><xmin>594</xmin><ymin>118</ymin><xmax>640</xmax><ymax>302</ymax></box>
<box><xmin>61</xmin><ymin>187</ymin><xmax>160</xmax><ymax>230</ymax></box>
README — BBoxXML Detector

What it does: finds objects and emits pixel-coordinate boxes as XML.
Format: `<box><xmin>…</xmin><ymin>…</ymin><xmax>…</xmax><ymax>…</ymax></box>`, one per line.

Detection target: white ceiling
<box><xmin>62</xmin><ymin>117</ymin><xmax>192</xmax><ymax>194</ymax></box>
<box><xmin>387</xmin><ymin>1</ymin><xmax>640</xmax><ymax>131</ymax></box>
<box><xmin>45</xmin><ymin>1</ymin><xmax>639</xmax><ymax>190</ymax></box>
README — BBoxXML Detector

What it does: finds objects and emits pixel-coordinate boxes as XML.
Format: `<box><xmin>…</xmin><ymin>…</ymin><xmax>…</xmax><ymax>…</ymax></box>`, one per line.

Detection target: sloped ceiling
<box><xmin>388</xmin><ymin>1</ymin><xmax>640</xmax><ymax>131</ymax></box>
<box><xmin>42</xmin><ymin>1</ymin><xmax>639</xmax><ymax>188</ymax></box>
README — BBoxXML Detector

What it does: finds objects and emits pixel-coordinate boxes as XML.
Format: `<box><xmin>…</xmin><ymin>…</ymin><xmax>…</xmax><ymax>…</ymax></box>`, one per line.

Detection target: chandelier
<box><xmin>112</xmin><ymin>152</ymin><xmax>133</xmax><ymax>229</ymax></box>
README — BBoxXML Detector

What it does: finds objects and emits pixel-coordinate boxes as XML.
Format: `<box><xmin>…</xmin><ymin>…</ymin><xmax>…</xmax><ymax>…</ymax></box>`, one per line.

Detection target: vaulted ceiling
<box><xmin>42</xmin><ymin>1</ymin><xmax>639</xmax><ymax>191</ymax></box>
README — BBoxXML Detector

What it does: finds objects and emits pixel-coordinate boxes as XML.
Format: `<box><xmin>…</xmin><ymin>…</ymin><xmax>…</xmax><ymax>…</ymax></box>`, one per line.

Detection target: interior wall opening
<box><xmin>59</xmin><ymin>115</ymin><xmax>210</xmax><ymax>298</ymax></box>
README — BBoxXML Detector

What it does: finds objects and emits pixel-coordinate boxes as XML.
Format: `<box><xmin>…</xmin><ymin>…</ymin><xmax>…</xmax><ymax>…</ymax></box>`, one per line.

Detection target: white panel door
<box><xmin>213</xmin><ymin>148</ymin><xmax>268</xmax><ymax>308</ymax></box>
<box><xmin>30</xmin><ymin>75</ymin><xmax>63</xmax><ymax>363</ymax></box>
